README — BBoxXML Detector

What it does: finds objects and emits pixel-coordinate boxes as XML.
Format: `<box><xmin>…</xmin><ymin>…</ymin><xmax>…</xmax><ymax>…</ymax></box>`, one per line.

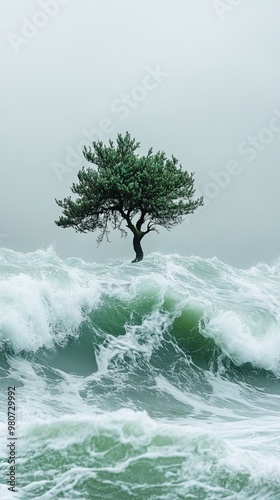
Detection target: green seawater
<box><xmin>0</xmin><ymin>247</ymin><xmax>280</xmax><ymax>499</ymax></box>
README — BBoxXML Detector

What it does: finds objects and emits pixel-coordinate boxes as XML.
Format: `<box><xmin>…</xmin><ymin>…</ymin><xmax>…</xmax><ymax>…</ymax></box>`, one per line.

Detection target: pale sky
<box><xmin>1</xmin><ymin>0</ymin><xmax>280</xmax><ymax>267</ymax></box>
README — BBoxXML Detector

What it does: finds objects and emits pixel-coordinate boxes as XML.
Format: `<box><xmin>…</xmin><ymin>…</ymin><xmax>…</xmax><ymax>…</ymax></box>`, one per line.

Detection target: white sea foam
<box><xmin>201</xmin><ymin>310</ymin><xmax>280</xmax><ymax>373</ymax></box>
<box><xmin>0</xmin><ymin>248</ymin><xmax>101</xmax><ymax>351</ymax></box>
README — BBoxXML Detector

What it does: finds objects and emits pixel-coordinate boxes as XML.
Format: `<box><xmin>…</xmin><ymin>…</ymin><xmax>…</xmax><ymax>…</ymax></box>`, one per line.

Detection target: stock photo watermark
<box><xmin>52</xmin><ymin>65</ymin><xmax>169</xmax><ymax>182</ymax></box>
<box><xmin>213</xmin><ymin>0</ymin><xmax>248</xmax><ymax>22</ymax></box>
<box><xmin>7</xmin><ymin>0</ymin><xmax>72</xmax><ymax>54</ymax></box>
<box><xmin>189</xmin><ymin>107</ymin><xmax>280</xmax><ymax>219</ymax></box>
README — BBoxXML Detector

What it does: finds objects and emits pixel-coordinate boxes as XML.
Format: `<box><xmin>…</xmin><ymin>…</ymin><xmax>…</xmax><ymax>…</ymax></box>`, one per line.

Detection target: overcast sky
<box><xmin>1</xmin><ymin>0</ymin><xmax>280</xmax><ymax>268</ymax></box>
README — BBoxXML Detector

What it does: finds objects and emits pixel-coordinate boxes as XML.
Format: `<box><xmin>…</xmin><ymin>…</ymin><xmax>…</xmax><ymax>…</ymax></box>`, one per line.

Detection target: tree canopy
<box><xmin>55</xmin><ymin>132</ymin><xmax>203</xmax><ymax>262</ymax></box>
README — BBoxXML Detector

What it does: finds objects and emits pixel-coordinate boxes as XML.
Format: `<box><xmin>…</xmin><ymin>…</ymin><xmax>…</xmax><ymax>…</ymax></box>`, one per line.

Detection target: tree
<box><xmin>55</xmin><ymin>132</ymin><xmax>203</xmax><ymax>262</ymax></box>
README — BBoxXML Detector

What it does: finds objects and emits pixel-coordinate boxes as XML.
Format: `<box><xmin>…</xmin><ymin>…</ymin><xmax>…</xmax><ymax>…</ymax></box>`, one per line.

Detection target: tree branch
<box><xmin>136</xmin><ymin>209</ymin><xmax>146</xmax><ymax>231</ymax></box>
<box><xmin>143</xmin><ymin>221</ymin><xmax>158</xmax><ymax>235</ymax></box>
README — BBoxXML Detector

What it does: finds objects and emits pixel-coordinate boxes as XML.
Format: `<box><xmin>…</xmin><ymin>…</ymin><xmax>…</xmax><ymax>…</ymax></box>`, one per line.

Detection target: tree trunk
<box><xmin>132</xmin><ymin>233</ymin><xmax>144</xmax><ymax>262</ymax></box>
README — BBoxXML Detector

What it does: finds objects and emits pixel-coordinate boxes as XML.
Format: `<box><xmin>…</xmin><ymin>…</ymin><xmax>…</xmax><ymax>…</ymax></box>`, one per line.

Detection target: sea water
<box><xmin>0</xmin><ymin>247</ymin><xmax>280</xmax><ymax>499</ymax></box>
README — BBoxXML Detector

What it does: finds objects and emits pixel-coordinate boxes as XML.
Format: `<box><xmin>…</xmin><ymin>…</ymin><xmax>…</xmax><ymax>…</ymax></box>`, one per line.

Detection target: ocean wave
<box><xmin>0</xmin><ymin>246</ymin><xmax>280</xmax><ymax>375</ymax></box>
<box><xmin>2</xmin><ymin>409</ymin><xmax>280</xmax><ymax>500</ymax></box>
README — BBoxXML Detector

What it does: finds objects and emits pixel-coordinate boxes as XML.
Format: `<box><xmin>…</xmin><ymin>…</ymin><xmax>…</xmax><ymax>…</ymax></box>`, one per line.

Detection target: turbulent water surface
<box><xmin>0</xmin><ymin>247</ymin><xmax>280</xmax><ymax>499</ymax></box>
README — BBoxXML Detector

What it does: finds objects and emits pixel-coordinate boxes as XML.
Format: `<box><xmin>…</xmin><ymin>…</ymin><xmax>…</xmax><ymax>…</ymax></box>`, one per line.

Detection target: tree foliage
<box><xmin>55</xmin><ymin>132</ymin><xmax>203</xmax><ymax>260</ymax></box>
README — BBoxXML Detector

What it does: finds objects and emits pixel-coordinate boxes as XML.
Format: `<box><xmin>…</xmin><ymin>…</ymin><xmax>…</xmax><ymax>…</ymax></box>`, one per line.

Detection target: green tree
<box><xmin>55</xmin><ymin>132</ymin><xmax>203</xmax><ymax>262</ymax></box>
